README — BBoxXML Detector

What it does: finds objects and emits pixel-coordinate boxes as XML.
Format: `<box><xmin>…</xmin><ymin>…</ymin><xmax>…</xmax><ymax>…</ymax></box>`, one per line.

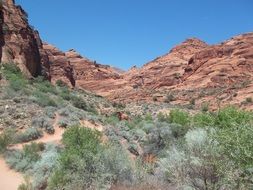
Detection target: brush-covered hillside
<box><xmin>0</xmin><ymin>63</ymin><xmax>253</xmax><ymax>190</ymax></box>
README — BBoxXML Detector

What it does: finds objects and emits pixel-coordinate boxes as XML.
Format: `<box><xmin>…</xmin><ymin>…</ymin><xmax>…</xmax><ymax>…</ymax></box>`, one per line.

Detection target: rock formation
<box><xmin>0</xmin><ymin>0</ymin><xmax>49</xmax><ymax>77</ymax></box>
<box><xmin>1</xmin><ymin>0</ymin><xmax>253</xmax><ymax>110</ymax></box>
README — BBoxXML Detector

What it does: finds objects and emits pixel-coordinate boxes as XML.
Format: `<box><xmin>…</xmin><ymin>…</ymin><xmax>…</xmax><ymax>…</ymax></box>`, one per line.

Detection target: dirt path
<box><xmin>0</xmin><ymin>157</ymin><xmax>23</xmax><ymax>190</ymax></box>
<box><xmin>11</xmin><ymin>113</ymin><xmax>65</xmax><ymax>150</ymax></box>
<box><xmin>0</xmin><ymin>113</ymin><xmax>64</xmax><ymax>189</ymax></box>
<box><xmin>0</xmin><ymin>116</ymin><xmax>107</xmax><ymax>190</ymax></box>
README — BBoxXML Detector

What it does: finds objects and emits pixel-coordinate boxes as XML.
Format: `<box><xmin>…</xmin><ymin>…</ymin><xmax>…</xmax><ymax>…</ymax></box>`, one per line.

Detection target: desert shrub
<box><xmin>132</xmin><ymin>128</ymin><xmax>146</xmax><ymax>142</ymax></box>
<box><xmin>58</xmin><ymin>86</ymin><xmax>73</xmax><ymax>101</ymax></box>
<box><xmin>213</xmin><ymin>106</ymin><xmax>253</xmax><ymax>128</ymax></box>
<box><xmin>70</xmin><ymin>93</ymin><xmax>97</xmax><ymax>113</ymax></box>
<box><xmin>144</xmin><ymin>113</ymin><xmax>153</xmax><ymax>122</ymax></box>
<box><xmin>126</xmin><ymin>116</ymin><xmax>144</xmax><ymax>130</ymax></box>
<box><xmin>169</xmin><ymin>109</ymin><xmax>190</xmax><ymax>126</ymax></box>
<box><xmin>170</xmin><ymin>123</ymin><xmax>188</xmax><ymax>139</ymax></box>
<box><xmin>193</xmin><ymin>112</ymin><xmax>215</xmax><ymax>127</ymax></box>
<box><xmin>71</xmin><ymin>95</ymin><xmax>88</xmax><ymax>110</ymax></box>
<box><xmin>31</xmin><ymin>116</ymin><xmax>54</xmax><ymax>134</ymax></box>
<box><xmin>0</xmin><ymin>128</ymin><xmax>15</xmax><ymax>153</ymax></box>
<box><xmin>58</xmin><ymin>105</ymin><xmax>87</xmax><ymax>126</ymax></box>
<box><xmin>142</xmin><ymin>124</ymin><xmax>172</xmax><ymax>155</ymax></box>
<box><xmin>159</xmin><ymin>128</ymin><xmax>223</xmax><ymax>190</ymax></box>
<box><xmin>15</xmin><ymin>127</ymin><xmax>43</xmax><ymax>143</ymax></box>
<box><xmin>214</xmin><ymin>124</ymin><xmax>253</xmax><ymax>188</ymax></box>
<box><xmin>6</xmin><ymin>142</ymin><xmax>43</xmax><ymax>172</ymax></box>
<box><xmin>48</xmin><ymin>126</ymin><xmax>102</xmax><ymax>189</ymax></box>
<box><xmin>9</xmin><ymin>78</ymin><xmax>28</xmax><ymax>91</ymax></box>
<box><xmin>104</xmin><ymin>114</ymin><xmax>120</xmax><ymax>125</ymax></box>
<box><xmin>48</xmin><ymin>126</ymin><xmax>135</xmax><ymax>189</ymax></box>
<box><xmin>2</xmin><ymin>63</ymin><xmax>28</xmax><ymax>91</ymax></box>
<box><xmin>55</xmin><ymin>79</ymin><xmax>68</xmax><ymax>87</ymax></box>
<box><xmin>2</xmin><ymin>63</ymin><xmax>22</xmax><ymax>77</ymax></box>
<box><xmin>32</xmin><ymin>144</ymin><xmax>59</xmax><ymax>190</ymax></box>
<box><xmin>140</xmin><ymin>122</ymin><xmax>154</xmax><ymax>134</ymax></box>
<box><xmin>157</xmin><ymin>112</ymin><xmax>170</xmax><ymax>123</ymax></box>
<box><xmin>32</xmin><ymin>91</ymin><xmax>57</xmax><ymax>107</ymax></box>
<box><xmin>96</xmin><ymin>143</ymin><xmax>134</xmax><ymax>188</ymax></box>
<box><xmin>33</xmin><ymin>76</ymin><xmax>57</xmax><ymax>95</ymax></box>
<box><xmin>112</xmin><ymin>102</ymin><xmax>126</xmax><ymax>109</ymax></box>
<box><xmin>44</xmin><ymin>106</ymin><xmax>57</xmax><ymax>118</ymax></box>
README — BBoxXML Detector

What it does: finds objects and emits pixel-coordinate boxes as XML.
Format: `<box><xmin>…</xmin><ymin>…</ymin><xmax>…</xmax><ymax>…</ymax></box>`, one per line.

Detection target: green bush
<box><xmin>2</xmin><ymin>63</ymin><xmax>28</xmax><ymax>91</ymax></box>
<box><xmin>48</xmin><ymin>126</ymin><xmax>135</xmax><ymax>189</ymax></box>
<box><xmin>0</xmin><ymin>129</ymin><xmax>15</xmax><ymax>153</ymax></box>
<box><xmin>215</xmin><ymin>124</ymin><xmax>253</xmax><ymax>170</ymax></box>
<box><xmin>71</xmin><ymin>95</ymin><xmax>88</xmax><ymax>111</ymax></box>
<box><xmin>193</xmin><ymin>112</ymin><xmax>215</xmax><ymax>127</ymax></box>
<box><xmin>59</xmin><ymin>87</ymin><xmax>73</xmax><ymax>101</ymax></box>
<box><xmin>33</xmin><ymin>91</ymin><xmax>57</xmax><ymax>107</ymax></box>
<box><xmin>2</xmin><ymin>63</ymin><xmax>22</xmax><ymax>77</ymax></box>
<box><xmin>48</xmin><ymin>126</ymin><xmax>102</xmax><ymax>189</ymax></box>
<box><xmin>214</xmin><ymin>106</ymin><xmax>252</xmax><ymax>128</ymax></box>
<box><xmin>169</xmin><ymin>109</ymin><xmax>190</xmax><ymax>126</ymax></box>
<box><xmin>33</xmin><ymin>76</ymin><xmax>57</xmax><ymax>95</ymax></box>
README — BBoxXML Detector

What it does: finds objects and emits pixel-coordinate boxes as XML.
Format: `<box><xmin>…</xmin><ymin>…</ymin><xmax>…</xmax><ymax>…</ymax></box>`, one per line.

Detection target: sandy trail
<box><xmin>0</xmin><ymin>115</ymin><xmax>107</xmax><ymax>190</ymax></box>
<box><xmin>0</xmin><ymin>157</ymin><xmax>23</xmax><ymax>190</ymax></box>
<box><xmin>0</xmin><ymin>113</ymin><xmax>64</xmax><ymax>189</ymax></box>
<box><xmin>11</xmin><ymin>113</ymin><xmax>65</xmax><ymax>150</ymax></box>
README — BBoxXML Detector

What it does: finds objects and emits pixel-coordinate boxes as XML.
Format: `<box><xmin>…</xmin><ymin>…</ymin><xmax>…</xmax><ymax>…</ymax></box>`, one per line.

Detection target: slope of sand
<box><xmin>0</xmin><ymin>158</ymin><xmax>23</xmax><ymax>190</ymax></box>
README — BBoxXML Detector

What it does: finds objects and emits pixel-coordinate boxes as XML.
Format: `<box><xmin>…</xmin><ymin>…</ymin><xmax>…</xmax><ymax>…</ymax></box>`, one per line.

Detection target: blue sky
<box><xmin>16</xmin><ymin>0</ymin><xmax>253</xmax><ymax>70</ymax></box>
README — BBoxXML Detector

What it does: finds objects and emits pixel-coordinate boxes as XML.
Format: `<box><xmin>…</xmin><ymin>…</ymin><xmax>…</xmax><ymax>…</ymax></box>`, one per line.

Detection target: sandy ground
<box><xmin>0</xmin><ymin>114</ymin><xmax>106</xmax><ymax>190</ymax></box>
<box><xmin>0</xmin><ymin>113</ymin><xmax>64</xmax><ymax>189</ymax></box>
<box><xmin>0</xmin><ymin>157</ymin><xmax>23</xmax><ymax>190</ymax></box>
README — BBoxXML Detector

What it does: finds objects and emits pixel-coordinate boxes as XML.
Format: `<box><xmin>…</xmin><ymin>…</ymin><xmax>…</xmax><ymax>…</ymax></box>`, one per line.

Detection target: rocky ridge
<box><xmin>0</xmin><ymin>0</ymin><xmax>253</xmax><ymax>110</ymax></box>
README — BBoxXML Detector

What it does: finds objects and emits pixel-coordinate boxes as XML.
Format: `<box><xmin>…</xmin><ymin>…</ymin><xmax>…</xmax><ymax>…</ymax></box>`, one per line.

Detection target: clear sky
<box><xmin>16</xmin><ymin>0</ymin><xmax>253</xmax><ymax>70</ymax></box>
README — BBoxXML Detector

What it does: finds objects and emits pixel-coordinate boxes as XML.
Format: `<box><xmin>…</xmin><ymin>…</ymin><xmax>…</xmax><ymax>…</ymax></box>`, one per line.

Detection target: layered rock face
<box><xmin>105</xmin><ymin>33</ymin><xmax>253</xmax><ymax>110</ymax></box>
<box><xmin>1</xmin><ymin>0</ymin><xmax>252</xmax><ymax>110</ymax></box>
<box><xmin>0</xmin><ymin>0</ymin><xmax>48</xmax><ymax>77</ymax></box>
<box><xmin>43</xmin><ymin>43</ymin><xmax>75</xmax><ymax>87</ymax></box>
<box><xmin>128</xmin><ymin>38</ymin><xmax>208</xmax><ymax>89</ymax></box>
<box><xmin>172</xmin><ymin>33</ymin><xmax>253</xmax><ymax>109</ymax></box>
<box><xmin>43</xmin><ymin>43</ymin><xmax>124</xmax><ymax>93</ymax></box>
<box><xmin>65</xmin><ymin>49</ymin><xmax>125</xmax><ymax>95</ymax></box>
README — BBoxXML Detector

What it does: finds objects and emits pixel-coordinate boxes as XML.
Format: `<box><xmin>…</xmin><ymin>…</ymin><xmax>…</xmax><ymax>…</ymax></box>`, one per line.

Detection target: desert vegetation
<box><xmin>0</xmin><ymin>63</ymin><xmax>253</xmax><ymax>190</ymax></box>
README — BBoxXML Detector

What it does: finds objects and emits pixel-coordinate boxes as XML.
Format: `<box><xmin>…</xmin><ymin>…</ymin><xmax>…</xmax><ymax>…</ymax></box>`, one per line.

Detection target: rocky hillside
<box><xmin>43</xmin><ymin>43</ymin><xmax>125</xmax><ymax>96</ymax></box>
<box><xmin>0</xmin><ymin>0</ymin><xmax>252</xmax><ymax>110</ymax></box>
